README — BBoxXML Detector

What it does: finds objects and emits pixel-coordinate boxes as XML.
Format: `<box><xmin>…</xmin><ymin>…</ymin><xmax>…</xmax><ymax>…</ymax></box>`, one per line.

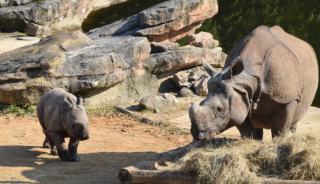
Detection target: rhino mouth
<box><xmin>196</xmin><ymin>129</ymin><xmax>219</xmax><ymax>141</ymax></box>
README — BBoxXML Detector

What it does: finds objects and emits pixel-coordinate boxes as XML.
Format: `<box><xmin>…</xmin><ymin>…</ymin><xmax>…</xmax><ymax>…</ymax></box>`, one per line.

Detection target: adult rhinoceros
<box><xmin>189</xmin><ymin>25</ymin><xmax>318</xmax><ymax>140</ymax></box>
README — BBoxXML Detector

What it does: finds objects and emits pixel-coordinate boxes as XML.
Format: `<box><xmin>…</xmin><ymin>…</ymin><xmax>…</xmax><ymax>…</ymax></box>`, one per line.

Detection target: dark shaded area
<box><xmin>199</xmin><ymin>0</ymin><xmax>320</xmax><ymax>105</ymax></box>
<box><xmin>158</xmin><ymin>78</ymin><xmax>179</xmax><ymax>93</ymax></box>
<box><xmin>0</xmin><ymin>145</ymin><xmax>160</xmax><ymax>184</ymax></box>
<box><xmin>82</xmin><ymin>0</ymin><xmax>167</xmax><ymax>32</ymax></box>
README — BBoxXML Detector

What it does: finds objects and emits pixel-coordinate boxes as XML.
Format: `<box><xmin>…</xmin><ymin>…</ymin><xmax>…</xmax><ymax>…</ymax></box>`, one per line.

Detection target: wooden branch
<box><xmin>119</xmin><ymin>166</ymin><xmax>194</xmax><ymax>184</ymax></box>
<box><xmin>119</xmin><ymin>164</ymin><xmax>320</xmax><ymax>184</ymax></box>
<box><xmin>119</xmin><ymin>142</ymin><xmax>320</xmax><ymax>184</ymax></box>
<box><xmin>262</xmin><ymin>178</ymin><xmax>320</xmax><ymax>184</ymax></box>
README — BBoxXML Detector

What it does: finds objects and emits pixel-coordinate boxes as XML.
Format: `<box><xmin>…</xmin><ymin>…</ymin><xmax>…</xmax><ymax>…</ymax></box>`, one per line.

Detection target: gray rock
<box><xmin>173</xmin><ymin>66</ymin><xmax>209</xmax><ymax>88</ymax></box>
<box><xmin>145</xmin><ymin>46</ymin><xmax>226</xmax><ymax>78</ymax></box>
<box><xmin>0</xmin><ymin>0</ymin><xmax>135</xmax><ymax>35</ymax></box>
<box><xmin>173</xmin><ymin>71</ymin><xmax>192</xmax><ymax>88</ymax></box>
<box><xmin>0</xmin><ymin>0</ymin><xmax>93</xmax><ymax>35</ymax></box>
<box><xmin>194</xmin><ymin>78</ymin><xmax>209</xmax><ymax>96</ymax></box>
<box><xmin>88</xmin><ymin>0</ymin><xmax>219</xmax><ymax>42</ymax></box>
<box><xmin>0</xmin><ymin>31</ymin><xmax>151</xmax><ymax>105</ymax></box>
<box><xmin>0</xmin><ymin>0</ymin><xmax>33</xmax><ymax>7</ymax></box>
<box><xmin>139</xmin><ymin>93</ymin><xmax>178</xmax><ymax>111</ymax></box>
<box><xmin>188</xmin><ymin>32</ymin><xmax>219</xmax><ymax>48</ymax></box>
<box><xmin>179</xmin><ymin>87</ymin><xmax>194</xmax><ymax>97</ymax></box>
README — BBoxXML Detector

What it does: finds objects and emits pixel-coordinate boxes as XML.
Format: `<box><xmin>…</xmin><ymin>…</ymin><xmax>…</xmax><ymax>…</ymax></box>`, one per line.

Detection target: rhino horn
<box><xmin>203</xmin><ymin>62</ymin><xmax>218</xmax><ymax>76</ymax></box>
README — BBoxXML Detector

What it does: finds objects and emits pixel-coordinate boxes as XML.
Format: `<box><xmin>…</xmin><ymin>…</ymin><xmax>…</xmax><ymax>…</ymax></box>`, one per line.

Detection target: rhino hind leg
<box><xmin>42</xmin><ymin>135</ymin><xmax>58</xmax><ymax>155</ymax></box>
<box><xmin>271</xmin><ymin>101</ymin><xmax>298</xmax><ymax>138</ymax></box>
<box><xmin>237</xmin><ymin>118</ymin><xmax>263</xmax><ymax>140</ymax></box>
<box><xmin>42</xmin><ymin>136</ymin><xmax>50</xmax><ymax>148</ymax></box>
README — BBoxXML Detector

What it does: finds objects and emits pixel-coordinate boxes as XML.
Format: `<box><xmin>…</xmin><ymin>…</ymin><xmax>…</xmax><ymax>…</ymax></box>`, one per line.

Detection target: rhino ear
<box><xmin>223</xmin><ymin>57</ymin><xmax>244</xmax><ymax>79</ymax></box>
<box><xmin>203</xmin><ymin>62</ymin><xmax>218</xmax><ymax>76</ymax></box>
<box><xmin>64</xmin><ymin>98</ymin><xmax>74</xmax><ymax>109</ymax></box>
<box><xmin>76</xmin><ymin>96</ymin><xmax>83</xmax><ymax>105</ymax></box>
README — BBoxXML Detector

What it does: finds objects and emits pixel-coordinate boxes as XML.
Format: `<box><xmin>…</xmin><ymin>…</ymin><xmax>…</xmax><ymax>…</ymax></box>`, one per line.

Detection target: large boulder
<box><xmin>88</xmin><ymin>0</ymin><xmax>219</xmax><ymax>42</ymax></box>
<box><xmin>139</xmin><ymin>93</ymin><xmax>179</xmax><ymax>111</ymax></box>
<box><xmin>145</xmin><ymin>46</ymin><xmax>226</xmax><ymax>77</ymax></box>
<box><xmin>0</xmin><ymin>0</ymin><xmax>138</xmax><ymax>36</ymax></box>
<box><xmin>0</xmin><ymin>0</ymin><xmax>93</xmax><ymax>36</ymax></box>
<box><xmin>0</xmin><ymin>31</ymin><xmax>151</xmax><ymax>104</ymax></box>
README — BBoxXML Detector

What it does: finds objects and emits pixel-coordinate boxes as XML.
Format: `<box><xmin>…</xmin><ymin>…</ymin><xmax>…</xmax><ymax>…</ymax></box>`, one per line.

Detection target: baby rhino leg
<box><xmin>68</xmin><ymin>138</ymin><xmax>80</xmax><ymax>162</ymax></box>
<box><xmin>49</xmin><ymin>132</ymin><xmax>69</xmax><ymax>161</ymax></box>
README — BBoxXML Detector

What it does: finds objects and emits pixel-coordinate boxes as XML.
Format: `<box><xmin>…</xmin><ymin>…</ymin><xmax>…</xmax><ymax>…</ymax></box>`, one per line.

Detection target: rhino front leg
<box><xmin>271</xmin><ymin>101</ymin><xmax>297</xmax><ymax>138</ymax></box>
<box><xmin>68</xmin><ymin>138</ymin><xmax>80</xmax><ymax>162</ymax></box>
<box><xmin>237</xmin><ymin>118</ymin><xmax>263</xmax><ymax>140</ymax></box>
<box><xmin>49</xmin><ymin>132</ymin><xmax>69</xmax><ymax>161</ymax></box>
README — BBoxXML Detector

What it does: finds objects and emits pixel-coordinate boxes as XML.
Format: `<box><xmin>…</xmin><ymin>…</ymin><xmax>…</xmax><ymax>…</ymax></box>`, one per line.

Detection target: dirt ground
<box><xmin>0</xmin><ymin>107</ymin><xmax>319</xmax><ymax>184</ymax></box>
<box><xmin>0</xmin><ymin>113</ymin><xmax>191</xmax><ymax>184</ymax></box>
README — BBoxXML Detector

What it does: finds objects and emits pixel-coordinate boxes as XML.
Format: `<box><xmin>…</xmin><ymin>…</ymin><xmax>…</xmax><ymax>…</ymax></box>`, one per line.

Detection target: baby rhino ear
<box><xmin>76</xmin><ymin>96</ymin><xmax>83</xmax><ymax>105</ymax></box>
<box><xmin>64</xmin><ymin>97</ymin><xmax>74</xmax><ymax>109</ymax></box>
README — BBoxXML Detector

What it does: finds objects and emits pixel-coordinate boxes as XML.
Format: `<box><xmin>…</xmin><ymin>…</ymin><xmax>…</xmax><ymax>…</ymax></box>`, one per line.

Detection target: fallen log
<box><xmin>119</xmin><ymin>142</ymin><xmax>320</xmax><ymax>184</ymax></box>
<box><xmin>119</xmin><ymin>165</ymin><xmax>320</xmax><ymax>184</ymax></box>
<box><xmin>262</xmin><ymin>178</ymin><xmax>320</xmax><ymax>184</ymax></box>
<box><xmin>119</xmin><ymin>166</ymin><xmax>194</xmax><ymax>184</ymax></box>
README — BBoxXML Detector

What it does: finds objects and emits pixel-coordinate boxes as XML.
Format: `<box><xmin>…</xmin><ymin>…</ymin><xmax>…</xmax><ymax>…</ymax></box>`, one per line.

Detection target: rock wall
<box><xmin>0</xmin><ymin>0</ymin><xmax>133</xmax><ymax>36</ymax></box>
<box><xmin>89</xmin><ymin>0</ymin><xmax>219</xmax><ymax>42</ymax></box>
<box><xmin>0</xmin><ymin>0</ymin><xmax>225</xmax><ymax>107</ymax></box>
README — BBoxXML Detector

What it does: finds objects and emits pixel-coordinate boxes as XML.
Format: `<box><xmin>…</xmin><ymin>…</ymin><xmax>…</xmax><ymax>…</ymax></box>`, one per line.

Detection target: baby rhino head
<box><xmin>65</xmin><ymin>96</ymin><xmax>89</xmax><ymax>140</ymax></box>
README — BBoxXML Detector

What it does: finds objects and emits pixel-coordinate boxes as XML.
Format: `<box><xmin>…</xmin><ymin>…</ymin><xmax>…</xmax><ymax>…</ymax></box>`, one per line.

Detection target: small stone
<box><xmin>179</xmin><ymin>87</ymin><xmax>193</xmax><ymax>97</ymax></box>
<box><xmin>139</xmin><ymin>93</ymin><xmax>178</xmax><ymax>111</ymax></box>
<box><xmin>194</xmin><ymin>78</ymin><xmax>209</xmax><ymax>96</ymax></box>
<box><xmin>188</xmin><ymin>31</ymin><xmax>219</xmax><ymax>48</ymax></box>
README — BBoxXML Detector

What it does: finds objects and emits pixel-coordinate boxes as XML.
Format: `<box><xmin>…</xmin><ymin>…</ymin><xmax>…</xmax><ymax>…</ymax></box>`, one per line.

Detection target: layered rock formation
<box><xmin>89</xmin><ymin>0</ymin><xmax>219</xmax><ymax>42</ymax></box>
<box><xmin>0</xmin><ymin>31</ymin><xmax>150</xmax><ymax>104</ymax></box>
<box><xmin>0</xmin><ymin>0</ymin><xmax>225</xmax><ymax>106</ymax></box>
<box><xmin>0</xmin><ymin>0</ymin><xmax>134</xmax><ymax>36</ymax></box>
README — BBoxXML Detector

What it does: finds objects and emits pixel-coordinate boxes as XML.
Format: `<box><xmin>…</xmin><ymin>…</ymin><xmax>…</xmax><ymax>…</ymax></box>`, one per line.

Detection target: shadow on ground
<box><xmin>0</xmin><ymin>145</ymin><xmax>159</xmax><ymax>184</ymax></box>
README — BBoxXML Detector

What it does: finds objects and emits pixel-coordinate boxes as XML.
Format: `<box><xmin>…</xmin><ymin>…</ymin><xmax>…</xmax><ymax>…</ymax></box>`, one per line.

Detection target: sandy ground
<box><xmin>0</xmin><ymin>113</ymin><xmax>191</xmax><ymax>184</ymax></box>
<box><xmin>0</xmin><ymin>33</ymin><xmax>40</xmax><ymax>54</ymax></box>
<box><xmin>0</xmin><ymin>107</ymin><xmax>319</xmax><ymax>184</ymax></box>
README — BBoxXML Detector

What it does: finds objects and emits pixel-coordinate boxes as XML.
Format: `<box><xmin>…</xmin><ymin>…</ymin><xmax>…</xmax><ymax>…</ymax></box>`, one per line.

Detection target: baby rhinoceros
<box><xmin>37</xmin><ymin>88</ymin><xmax>89</xmax><ymax>161</ymax></box>
<box><xmin>189</xmin><ymin>25</ymin><xmax>318</xmax><ymax>141</ymax></box>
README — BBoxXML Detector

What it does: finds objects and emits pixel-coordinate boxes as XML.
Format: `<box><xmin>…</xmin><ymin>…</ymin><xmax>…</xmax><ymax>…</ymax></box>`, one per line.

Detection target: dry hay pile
<box><xmin>177</xmin><ymin>133</ymin><xmax>320</xmax><ymax>184</ymax></box>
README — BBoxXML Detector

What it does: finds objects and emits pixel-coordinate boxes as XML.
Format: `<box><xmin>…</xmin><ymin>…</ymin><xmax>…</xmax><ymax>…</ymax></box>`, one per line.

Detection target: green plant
<box><xmin>0</xmin><ymin>104</ymin><xmax>36</xmax><ymax>116</ymax></box>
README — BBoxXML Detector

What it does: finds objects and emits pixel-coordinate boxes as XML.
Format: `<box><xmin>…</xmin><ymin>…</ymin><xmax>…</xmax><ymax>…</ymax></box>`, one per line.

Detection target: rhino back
<box><xmin>225</xmin><ymin>25</ymin><xmax>318</xmax><ymax>105</ymax></box>
<box><xmin>37</xmin><ymin>88</ymin><xmax>76</xmax><ymax>132</ymax></box>
<box><xmin>263</xmin><ymin>26</ymin><xmax>318</xmax><ymax>105</ymax></box>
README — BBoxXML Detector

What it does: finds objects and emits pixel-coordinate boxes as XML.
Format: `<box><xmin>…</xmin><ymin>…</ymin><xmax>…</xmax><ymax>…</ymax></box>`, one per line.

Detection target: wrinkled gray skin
<box><xmin>189</xmin><ymin>25</ymin><xmax>318</xmax><ymax>141</ymax></box>
<box><xmin>37</xmin><ymin>88</ymin><xmax>89</xmax><ymax>161</ymax></box>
